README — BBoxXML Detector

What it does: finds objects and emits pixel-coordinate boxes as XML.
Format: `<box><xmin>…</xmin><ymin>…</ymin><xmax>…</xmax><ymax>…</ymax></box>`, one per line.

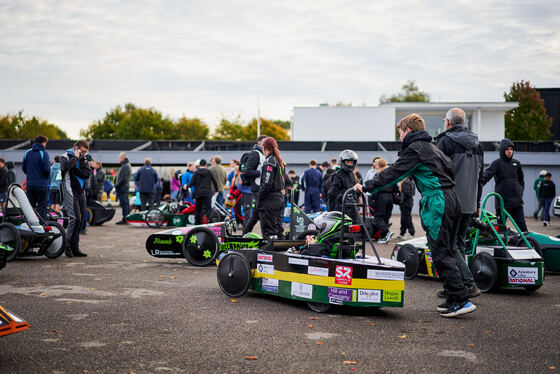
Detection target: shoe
<box><xmin>469</xmin><ymin>286</ymin><xmax>481</xmax><ymax>298</ymax></box>
<box><xmin>116</xmin><ymin>220</ymin><xmax>127</xmax><ymax>225</ymax></box>
<box><xmin>437</xmin><ymin>299</ymin><xmax>453</xmax><ymax>312</ymax></box>
<box><xmin>534</xmin><ymin>212</ymin><xmax>538</xmax><ymax>220</ymax></box>
<box><xmin>396</xmin><ymin>234</ymin><xmax>404</xmax><ymax>239</ymax></box>
<box><xmin>73</xmin><ymin>250</ymin><xmax>87</xmax><ymax>257</ymax></box>
<box><xmin>440</xmin><ymin>300</ymin><xmax>476</xmax><ymax>317</ymax></box>
<box><xmin>436</xmin><ymin>289</ymin><xmax>448</xmax><ymax>298</ymax></box>
<box><xmin>377</xmin><ymin>231</ymin><xmax>393</xmax><ymax>244</ymax></box>
<box><xmin>65</xmin><ymin>248</ymin><xmax>74</xmax><ymax>258</ymax></box>
<box><xmin>80</xmin><ymin>230</ymin><xmax>88</xmax><ymax>235</ymax></box>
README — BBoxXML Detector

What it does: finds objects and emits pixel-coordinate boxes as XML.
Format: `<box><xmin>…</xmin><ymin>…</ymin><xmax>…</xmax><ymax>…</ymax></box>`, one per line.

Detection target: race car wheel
<box><xmin>43</xmin><ymin>221</ymin><xmax>67</xmax><ymax>259</ymax></box>
<box><xmin>396</xmin><ymin>244</ymin><xmax>419</xmax><ymax>279</ymax></box>
<box><xmin>307</xmin><ymin>302</ymin><xmax>331</xmax><ymax>313</ymax></box>
<box><xmin>518</xmin><ymin>237</ymin><xmax>544</xmax><ymax>257</ymax></box>
<box><xmin>470</xmin><ymin>252</ymin><xmax>497</xmax><ymax>292</ymax></box>
<box><xmin>217</xmin><ymin>252</ymin><xmax>251</xmax><ymax>297</ymax></box>
<box><xmin>146</xmin><ymin>209</ymin><xmax>165</xmax><ymax>228</ymax></box>
<box><xmin>86</xmin><ymin>207</ymin><xmax>94</xmax><ymax>225</ymax></box>
<box><xmin>182</xmin><ymin>226</ymin><xmax>220</xmax><ymax>266</ymax></box>
<box><xmin>0</xmin><ymin>222</ymin><xmax>21</xmax><ymax>262</ymax></box>
<box><xmin>295</xmin><ymin>230</ymin><xmax>319</xmax><ymax>240</ymax></box>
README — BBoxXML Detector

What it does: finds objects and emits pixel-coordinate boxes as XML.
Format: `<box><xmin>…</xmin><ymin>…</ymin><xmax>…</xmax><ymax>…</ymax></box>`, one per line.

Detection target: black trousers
<box><xmin>27</xmin><ymin>186</ymin><xmax>48</xmax><ymax>222</ymax></box>
<box><xmin>399</xmin><ymin>202</ymin><xmax>415</xmax><ymax>235</ymax></box>
<box><xmin>497</xmin><ymin>205</ymin><xmax>528</xmax><ymax>232</ymax></box>
<box><xmin>423</xmin><ymin>189</ymin><xmax>468</xmax><ymax>303</ymax></box>
<box><xmin>140</xmin><ymin>192</ymin><xmax>154</xmax><ymax>211</ymax></box>
<box><xmin>194</xmin><ymin>196</ymin><xmax>212</xmax><ymax>225</ymax></box>
<box><xmin>117</xmin><ymin>189</ymin><xmax>130</xmax><ymax>220</ymax></box>
<box><xmin>64</xmin><ymin>189</ymin><xmax>85</xmax><ymax>252</ymax></box>
<box><xmin>243</xmin><ymin>193</ymin><xmax>259</xmax><ymax>235</ymax></box>
<box><xmin>258</xmin><ymin>194</ymin><xmax>284</xmax><ymax>238</ymax></box>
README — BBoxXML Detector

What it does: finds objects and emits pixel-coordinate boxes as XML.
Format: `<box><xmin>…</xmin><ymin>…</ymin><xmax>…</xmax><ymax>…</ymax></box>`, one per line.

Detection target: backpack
<box><xmin>239</xmin><ymin>152</ymin><xmax>251</xmax><ymax>186</ymax></box>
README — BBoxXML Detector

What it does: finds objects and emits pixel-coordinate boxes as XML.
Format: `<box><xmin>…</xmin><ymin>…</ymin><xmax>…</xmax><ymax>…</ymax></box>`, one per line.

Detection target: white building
<box><xmin>292</xmin><ymin>102</ymin><xmax>519</xmax><ymax>141</ymax></box>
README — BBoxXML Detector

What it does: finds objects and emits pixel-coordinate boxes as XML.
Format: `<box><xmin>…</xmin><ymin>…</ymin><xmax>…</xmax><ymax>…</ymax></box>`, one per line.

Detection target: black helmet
<box><xmin>339</xmin><ymin>149</ymin><xmax>358</xmax><ymax>172</ymax></box>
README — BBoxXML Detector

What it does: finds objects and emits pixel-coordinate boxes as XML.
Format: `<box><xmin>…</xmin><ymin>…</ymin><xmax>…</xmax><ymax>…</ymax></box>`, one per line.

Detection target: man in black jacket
<box><xmin>60</xmin><ymin>140</ymin><xmax>92</xmax><ymax>257</ymax></box>
<box><xmin>540</xmin><ymin>172</ymin><xmax>556</xmax><ymax>226</ymax></box>
<box><xmin>0</xmin><ymin>158</ymin><xmax>8</xmax><ymax>210</ymax></box>
<box><xmin>115</xmin><ymin>152</ymin><xmax>132</xmax><ymax>224</ymax></box>
<box><xmin>188</xmin><ymin>159</ymin><xmax>219</xmax><ymax>225</ymax></box>
<box><xmin>482</xmin><ymin>138</ymin><xmax>527</xmax><ymax>232</ymax></box>
<box><xmin>242</xmin><ymin>135</ymin><xmax>267</xmax><ymax>234</ymax></box>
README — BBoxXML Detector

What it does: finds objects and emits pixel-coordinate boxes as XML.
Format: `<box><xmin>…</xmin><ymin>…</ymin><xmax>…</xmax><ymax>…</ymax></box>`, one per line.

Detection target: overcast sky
<box><xmin>1</xmin><ymin>0</ymin><xmax>559</xmax><ymax>138</ymax></box>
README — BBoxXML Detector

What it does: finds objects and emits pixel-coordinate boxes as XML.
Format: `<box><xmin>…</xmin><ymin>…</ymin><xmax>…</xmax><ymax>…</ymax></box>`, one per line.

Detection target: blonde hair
<box><xmin>397</xmin><ymin>113</ymin><xmax>426</xmax><ymax>132</ymax></box>
<box><xmin>376</xmin><ymin>158</ymin><xmax>387</xmax><ymax>171</ymax></box>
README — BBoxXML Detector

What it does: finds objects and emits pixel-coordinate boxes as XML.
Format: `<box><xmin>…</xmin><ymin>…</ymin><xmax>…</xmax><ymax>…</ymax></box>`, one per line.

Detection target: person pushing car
<box><xmin>356</xmin><ymin>113</ymin><xmax>476</xmax><ymax>318</ymax></box>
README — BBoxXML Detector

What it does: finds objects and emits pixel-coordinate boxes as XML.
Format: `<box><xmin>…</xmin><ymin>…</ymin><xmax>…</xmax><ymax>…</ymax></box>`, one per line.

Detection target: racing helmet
<box><xmin>339</xmin><ymin>149</ymin><xmax>358</xmax><ymax>172</ymax></box>
<box><xmin>313</xmin><ymin>211</ymin><xmax>352</xmax><ymax>241</ymax></box>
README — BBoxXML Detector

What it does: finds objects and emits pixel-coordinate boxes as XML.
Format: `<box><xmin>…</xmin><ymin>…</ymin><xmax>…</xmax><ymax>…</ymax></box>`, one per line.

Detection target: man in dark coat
<box><xmin>301</xmin><ymin>160</ymin><xmax>323</xmax><ymax>213</ymax></box>
<box><xmin>22</xmin><ymin>135</ymin><xmax>50</xmax><ymax>221</ymax></box>
<box><xmin>188</xmin><ymin>159</ymin><xmax>219</xmax><ymax>225</ymax></box>
<box><xmin>482</xmin><ymin>138</ymin><xmax>527</xmax><ymax>232</ymax></box>
<box><xmin>115</xmin><ymin>152</ymin><xmax>132</xmax><ymax>224</ymax></box>
<box><xmin>134</xmin><ymin>158</ymin><xmax>159</xmax><ymax>211</ymax></box>
<box><xmin>242</xmin><ymin>135</ymin><xmax>267</xmax><ymax>234</ymax></box>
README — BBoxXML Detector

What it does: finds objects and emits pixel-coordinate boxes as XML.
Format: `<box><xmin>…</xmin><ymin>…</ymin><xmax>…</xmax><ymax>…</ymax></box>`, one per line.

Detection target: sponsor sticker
<box><xmin>153</xmin><ymin>238</ymin><xmax>172</xmax><ymax>245</ymax></box>
<box><xmin>262</xmin><ymin>278</ymin><xmax>279</xmax><ymax>293</ymax></box>
<box><xmin>367</xmin><ymin>269</ymin><xmax>404</xmax><ymax>281</ymax></box>
<box><xmin>508</xmin><ymin>266</ymin><xmax>538</xmax><ymax>285</ymax></box>
<box><xmin>357</xmin><ymin>289</ymin><xmax>381</xmax><ymax>303</ymax></box>
<box><xmin>291</xmin><ymin>282</ymin><xmax>313</xmax><ymax>299</ymax></box>
<box><xmin>257</xmin><ymin>264</ymin><xmax>274</xmax><ymax>275</ymax></box>
<box><xmin>257</xmin><ymin>253</ymin><xmax>273</xmax><ymax>263</ymax></box>
<box><xmin>335</xmin><ymin>265</ymin><xmax>353</xmax><ymax>285</ymax></box>
<box><xmin>327</xmin><ymin>287</ymin><xmax>353</xmax><ymax>305</ymax></box>
<box><xmin>308</xmin><ymin>266</ymin><xmax>329</xmax><ymax>277</ymax></box>
<box><xmin>288</xmin><ymin>257</ymin><xmax>309</xmax><ymax>266</ymax></box>
<box><xmin>383</xmin><ymin>290</ymin><xmax>402</xmax><ymax>303</ymax></box>
<box><xmin>171</xmin><ymin>230</ymin><xmax>182</xmax><ymax>235</ymax></box>
<box><xmin>151</xmin><ymin>250</ymin><xmax>177</xmax><ymax>256</ymax></box>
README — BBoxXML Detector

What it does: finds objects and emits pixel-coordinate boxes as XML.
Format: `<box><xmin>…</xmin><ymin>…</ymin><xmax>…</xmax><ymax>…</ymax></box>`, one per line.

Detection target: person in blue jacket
<box><xmin>181</xmin><ymin>162</ymin><xmax>195</xmax><ymax>203</ymax></box>
<box><xmin>301</xmin><ymin>160</ymin><xmax>323</xmax><ymax>213</ymax></box>
<box><xmin>22</xmin><ymin>135</ymin><xmax>50</xmax><ymax>221</ymax></box>
<box><xmin>134</xmin><ymin>158</ymin><xmax>159</xmax><ymax>211</ymax></box>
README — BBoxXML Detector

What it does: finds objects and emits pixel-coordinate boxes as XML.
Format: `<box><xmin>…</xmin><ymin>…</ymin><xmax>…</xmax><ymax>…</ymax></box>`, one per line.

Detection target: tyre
<box><xmin>519</xmin><ymin>236</ymin><xmax>544</xmax><ymax>257</ymax></box>
<box><xmin>0</xmin><ymin>222</ymin><xmax>21</xmax><ymax>262</ymax></box>
<box><xmin>396</xmin><ymin>244</ymin><xmax>419</xmax><ymax>279</ymax></box>
<box><xmin>307</xmin><ymin>302</ymin><xmax>331</xmax><ymax>313</ymax></box>
<box><xmin>86</xmin><ymin>207</ymin><xmax>94</xmax><ymax>225</ymax></box>
<box><xmin>470</xmin><ymin>252</ymin><xmax>497</xmax><ymax>292</ymax></box>
<box><xmin>182</xmin><ymin>226</ymin><xmax>220</xmax><ymax>266</ymax></box>
<box><xmin>217</xmin><ymin>252</ymin><xmax>251</xmax><ymax>297</ymax></box>
<box><xmin>295</xmin><ymin>230</ymin><xmax>319</xmax><ymax>240</ymax></box>
<box><xmin>43</xmin><ymin>222</ymin><xmax>67</xmax><ymax>259</ymax></box>
<box><xmin>146</xmin><ymin>209</ymin><xmax>165</xmax><ymax>228</ymax></box>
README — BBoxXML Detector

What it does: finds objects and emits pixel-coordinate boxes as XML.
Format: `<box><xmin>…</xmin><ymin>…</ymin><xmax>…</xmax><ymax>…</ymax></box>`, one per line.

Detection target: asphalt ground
<box><xmin>0</xmin><ymin>212</ymin><xmax>559</xmax><ymax>374</ymax></box>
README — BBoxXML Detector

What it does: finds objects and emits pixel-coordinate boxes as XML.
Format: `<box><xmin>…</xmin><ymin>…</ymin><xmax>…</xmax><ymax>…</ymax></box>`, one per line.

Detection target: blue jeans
<box><xmin>542</xmin><ymin>197</ymin><xmax>553</xmax><ymax>222</ymax></box>
<box><xmin>116</xmin><ymin>189</ymin><xmax>130</xmax><ymax>219</ymax></box>
<box><xmin>216</xmin><ymin>191</ymin><xmax>225</xmax><ymax>207</ymax></box>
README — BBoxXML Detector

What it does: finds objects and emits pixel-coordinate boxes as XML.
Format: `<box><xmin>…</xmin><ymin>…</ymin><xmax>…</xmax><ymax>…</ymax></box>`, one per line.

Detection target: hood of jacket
<box><xmin>32</xmin><ymin>143</ymin><xmax>46</xmax><ymax>152</ymax></box>
<box><xmin>437</xmin><ymin>125</ymin><xmax>479</xmax><ymax>149</ymax></box>
<box><xmin>196</xmin><ymin>168</ymin><xmax>212</xmax><ymax>177</ymax></box>
<box><xmin>499</xmin><ymin>138</ymin><xmax>515</xmax><ymax>160</ymax></box>
<box><xmin>120</xmin><ymin>158</ymin><xmax>129</xmax><ymax>166</ymax></box>
<box><xmin>252</xmin><ymin>144</ymin><xmax>263</xmax><ymax>154</ymax></box>
<box><xmin>6</xmin><ymin>161</ymin><xmax>14</xmax><ymax>169</ymax></box>
<box><xmin>402</xmin><ymin>130</ymin><xmax>432</xmax><ymax>151</ymax></box>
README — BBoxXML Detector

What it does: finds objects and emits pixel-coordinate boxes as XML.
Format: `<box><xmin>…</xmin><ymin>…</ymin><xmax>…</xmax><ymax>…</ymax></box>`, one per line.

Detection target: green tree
<box><xmin>212</xmin><ymin>118</ymin><xmax>247</xmax><ymax>140</ymax></box>
<box><xmin>504</xmin><ymin>80</ymin><xmax>553</xmax><ymax>141</ymax></box>
<box><xmin>173</xmin><ymin>116</ymin><xmax>209</xmax><ymax>140</ymax></box>
<box><xmin>272</xmin><ymin>119</ymin><xmax>291</xmax><ymax>131</ymax></box>
<box><xmin>244</xmin><ymin>118</ymin><xmax>290</xmax><ymax>141</ymax></box>
<box><xmin>0</xmin><ymin>111</ymin><xmax>68</xmax><ymax>139</ymax></box>
<box><xmin>380</xmin><ymin>80</ymin><xmax>431</xmax><ymax>103</ymax></box>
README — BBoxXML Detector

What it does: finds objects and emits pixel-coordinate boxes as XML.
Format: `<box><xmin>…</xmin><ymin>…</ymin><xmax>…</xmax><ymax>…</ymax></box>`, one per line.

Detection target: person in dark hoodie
<box><xmin>0</xmin><ymin>158</ymin><xmax>8</xmax><ymax>210</ymax></box>
<box><xmin>301</xmin><ymin>160</ymin><xmax>323</xmax><ymax>213</ymax></box>
<box><xmin>6</xmin><ymin>161</ymin><xmax>16</xmax><ymax>186</ymax></box>
<box><xmin>369</xmin><ymin>158</ymin><xmax>398</xmax><ymax>244</ymax></box>
<box><xmin>115</xmin><ymin>152</ymin><xmax>132</xmax><ymax>224</ymax></box>
<box><xmin>539</xmin><ymin>172</ymin><xmax>556</xmax><ymax>226</ymax></box>
<box><xmin>331</xmin><ymin>149</ymin><xmax>362</xmax><ymax>221</ymax></box>
<box><xmin>482</xmin><ymin>138</ymin><xmax>527</xmax><ymax>232</ymax></box>
<box><xmin>22</xmin><ymin>135</ymin><xmax>50</xmax><ymax>221</ymax></box>
<box><xmin>60</xmin><ymin>140</ymin><xmax>92</xmax><ymax>257</ymax></box>
<box><xmin>134</xmin><ymin>158</ymin><xmax>159</xmax><ymax>211</ymax></box>
<box><xmin>357</xmin><ymin>113</ymin><xmax>475</xmax><ymax>318</ymax></box>
<box><xmin>242</xmin><ymin>135</ymin><xmax>267</xmax><ymax>235</ymax></box>
<box><xmin>436</xmin><ymin>107</ymin><xmax>483</xmax><ymax>299</ymax></box>
<box><xmin>257</xmin><ymin>137</ymin><xmax>285</xmax><ymax>238</ymax></box>
<box><xmin>188</xmin><ymin>159</ymin><xmax>219</xmax><ymax>225</ymax></box>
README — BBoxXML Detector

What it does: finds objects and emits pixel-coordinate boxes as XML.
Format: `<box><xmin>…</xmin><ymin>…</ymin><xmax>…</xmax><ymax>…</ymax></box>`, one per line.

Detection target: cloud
<box><xmin>0</xmin><ymin>0</ymin><xmax>559</xmax><ymax>137</ymax></box>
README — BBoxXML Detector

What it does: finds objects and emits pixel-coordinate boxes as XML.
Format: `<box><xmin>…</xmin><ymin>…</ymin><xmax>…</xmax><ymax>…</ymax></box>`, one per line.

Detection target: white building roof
<box><xmin>379</xmin><ymin>102</ymin><xmax>519</xmax><ymax>111</ymax></box>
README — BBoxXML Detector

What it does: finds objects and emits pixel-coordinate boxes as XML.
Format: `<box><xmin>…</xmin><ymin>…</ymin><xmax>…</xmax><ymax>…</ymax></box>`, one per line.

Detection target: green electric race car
<box><xmin>126</xmin><ymin>201</ymin><xmax>228</xmax><ymax>228</ymax></box>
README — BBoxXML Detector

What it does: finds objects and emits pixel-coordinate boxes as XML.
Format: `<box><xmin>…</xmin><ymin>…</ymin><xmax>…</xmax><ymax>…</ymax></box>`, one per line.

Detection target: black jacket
<box><xmin>6</xmin><ymin>161</ymin><xmax>16</xmax><ymax>185</ymax></box>
<box><xmin>60</xmin><ymin>150</ymin><xmax>92</xmax><ymax>195</ymax></box>
<box><xmin>483</xmin><ymin>138</ymin><xmax>525</xmax><ymax>208</ymax></box>
<box><xmin>332</xmin><ymin>168</ymin><xmax>363</xmax><ymax>212</ymax></box>
<box><xmin>400</xmin><ymin>178</ymin><xmax>416</xmax><ymax>208</ymax></box>
<box><xmin>258</xmin><ymin>155</ymin><xmax>284</xmax><ymax>201</ymax></box>
<box><xmin>245</xmin><ymin>145</ymin><xmax>265</xmax><ymax>193</ymax></box>
<box><xmin>436</xmin><ymin>124</ymin><xmax>484</xmax><ymax>214</ymax></box>
<box><xmin>188</xmin><ymin>168</ymin><xmax>218</xmax><ymax>199</ymax></box>
<box><xmin>0</xmin><ymin>167</ymin><xmax>8</xmax><ymax>192</ymax></box>
<box><xmin>540</xmin><ymin>180</ymin><xmax>556</xmax><ymax>199</ymax></box>
<box><xmin>115</xmin><ymin>158</ymin><xmax>131</xmax><ymax>192</ymax></box>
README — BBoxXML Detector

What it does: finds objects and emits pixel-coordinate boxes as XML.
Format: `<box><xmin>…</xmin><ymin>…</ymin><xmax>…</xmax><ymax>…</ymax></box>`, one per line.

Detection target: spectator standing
<box><xmin>95</xmin><ymin>161</ymin><xmax>106</xmax><ymax>201</ymax></box>
<box><xmin>398</xmin><ymin>177</ymin><xmax>416</xmax><ymax>238</ymax></box>
<box><xmin>533</xmin><ymin>170</ymin><xmax>547</xmax><ymax>220</ymax></box>
<box><xmin>22</xmin><ymin>135</ymin><xmax>50</xmax><ymax>221</ymax></box>
<box><xmin>540</xmin><ymin>172</ymin><xmax>556</xmax><ymax>226</ymax></box>
<box><xmin>329</xmin><ymin>158</ymin><xmax>338</xmax><ymax>171</ymax></box>
<box><xmin>115</xmin><ymin>152</ymin><xmax>132</xmax><ymax>224</ymax></box>
<box><xmin>188</xmin><ymin>159</ymin><xmax>218</xmax><ymax>225</ymax></box>
<box><xmin>60</xmin><ymin>140</ymin><xmax>91</xmax><ymax>257</ymax></box>
<box><xmin>320</xmin><ymin>161</ymin><xmax>329</xmax><ymax>175</ymax></box>
<box><xmin>209</xmin><ymin>155</ymin><xmax>228</xmax><ymax>206</ymax></box>
<box><xmin>181</xmin><ymin>162</ymin><xmax>195</xmax><ymax>203</ymax></box>
<box><xmin>482</xmin><ymin>138</ymin><xmax>528</xmax><ymax>232</ymax></box>
<box><xmin>0</xmin><ymin>159</ymin><xmax>8</xmax><ymax>210</ymax></box>
<box><xmin>170</xmin><ymin>168</ymin><xmax>181</xmax><ymax>201</ymax></box>
<box><xmin>322</xmin><ymin>168</ymin><xmax>336</xmax><ymax>211</ymax></box>
<box><xmin>369</xmin><ymin>158</ymin><xmax>397</xmax><ymax>244</ymax></box>
<box><xmin>48</xmin><ymin>155</ymin><xmax>62</xmax><ymax>213</ymax></box>
<box><xmin>242</xmin><ymin>135</ymin><xmax>267</xmax><ymax>235</ymax></box>
<box><xmin>364</xmin><ymin>156</ymin><xmax>381</xmax><ymax>208</ymax></box>
<box><xmin>6</xmin><ymin>161</ymin><xmax>16</xmax><ymax>185</ymax></box>
<box><xmin>227</xmin><ymin>159</ymin><xmax>240</xmax><ymax>185</ymax></box>
<box><xmin>287</xmin><ymin>169</ymin><xmax>300</xmax><ymax>205</ymax></box>
<box><xmin>301</xmin><ymin>160</ymin><xmax>323</xmax><ymax>213</ymax></box>
<box><xmin>257</xmin><ymin>137</ymin><xmax>285</xmax><ymax>238</ymax></box>
<box><xmin>436</xmin><ymin>107</ymin><xmax>484</xmax><ymax>298</ymax></box>
<box><xmin>134</xmin><ymin>158</ymin><xmax>158</xmax><ymax>211</ymax></box>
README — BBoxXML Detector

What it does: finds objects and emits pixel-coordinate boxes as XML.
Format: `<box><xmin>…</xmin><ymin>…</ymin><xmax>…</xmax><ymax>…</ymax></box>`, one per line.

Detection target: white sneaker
<box><xmin>377</xmin><ymin>231</ymin><xmax>393</xmax><ymax>244</ymax></box>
